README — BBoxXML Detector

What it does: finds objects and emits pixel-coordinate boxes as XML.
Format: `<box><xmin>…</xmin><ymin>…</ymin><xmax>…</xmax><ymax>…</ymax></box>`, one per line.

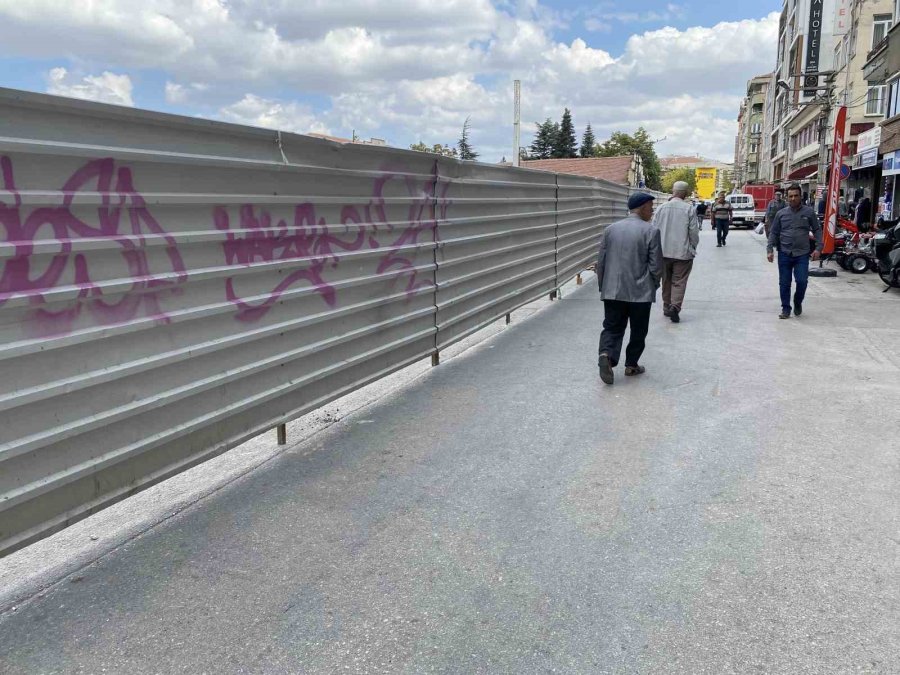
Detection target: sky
<box><xmin>0</xmin><ymin>0</ymin><xmax>783</xmax><ymax>163</ymax></box>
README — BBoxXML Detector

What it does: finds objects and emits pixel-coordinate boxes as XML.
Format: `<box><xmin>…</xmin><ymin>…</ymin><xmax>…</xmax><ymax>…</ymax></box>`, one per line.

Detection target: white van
<box><xmin>725</xmin><ymin>193</ymin><xmax>761</xmax><ymax>228</ymax></box>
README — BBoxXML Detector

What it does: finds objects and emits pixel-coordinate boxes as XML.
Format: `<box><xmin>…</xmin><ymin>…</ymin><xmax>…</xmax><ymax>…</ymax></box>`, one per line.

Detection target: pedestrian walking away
<box><xmin>696</xmin><ymin>199</ymin><xmax>708</xmax><ymax>231</ymax></box>
<box><xmin>653</xmin><ymin>180</ymin><xmax>699</xmax><ymax>323</ymax></box>
<box><xmin>767</xmin><ymin>183</ymin><xmax>823</xmax><ymax>319</ymax></box>
<box><xmin>764</xmin><ymin>188</ymin><xmax>786</xmax><ymax>238</ymax></box>
<box><xmin>711</xmin><ymin>191</ymin><xmax>733</xmax><ymax>246</ymax></box>
<box><xmin>596</xmin><ymin>192</ymin><xmax>663</xmax><ymax>385</ymax></box>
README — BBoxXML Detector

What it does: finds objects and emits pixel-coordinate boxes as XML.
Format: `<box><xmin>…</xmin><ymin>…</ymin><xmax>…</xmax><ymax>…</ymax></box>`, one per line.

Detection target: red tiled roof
<box><xmin>521</xmin><ymin>156</ymin><xmax>634</xmax><ymax>184</ymax></box>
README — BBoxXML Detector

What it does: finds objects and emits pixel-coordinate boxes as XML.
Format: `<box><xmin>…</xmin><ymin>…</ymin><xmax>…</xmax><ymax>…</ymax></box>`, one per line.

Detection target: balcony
<box><xmin>864</xmin><ymin>22</ymin><xmax>900</xmax><ymax>82</ymax></box>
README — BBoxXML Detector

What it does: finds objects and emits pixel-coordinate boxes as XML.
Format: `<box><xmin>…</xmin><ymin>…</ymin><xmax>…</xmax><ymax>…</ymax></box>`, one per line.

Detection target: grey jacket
<box><xmin>652</xmin><ymin>197</ymin><xmax>699</xmax><ymax>260</ymax></box>
<box><xmin>765</xmin><ymin>198</ymin><xmax>786</xmax><ymax>224</ymax></box>
<box><xmin>596</xmin><ymin>214</ymin><xmax>663</xmax><ymax>303</ymax></box>
<box><xmin>767</xmin><ymin>205</ymin><xmax>823</xmax><ymax>257</ymax></box>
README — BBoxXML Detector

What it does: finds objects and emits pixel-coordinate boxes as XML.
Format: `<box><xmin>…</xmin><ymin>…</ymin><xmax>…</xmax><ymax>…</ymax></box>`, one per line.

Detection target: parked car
<box><xmin>725</xmin><ymin>193</ymin><xmax>763</xmax><ymax>228</ymax></box>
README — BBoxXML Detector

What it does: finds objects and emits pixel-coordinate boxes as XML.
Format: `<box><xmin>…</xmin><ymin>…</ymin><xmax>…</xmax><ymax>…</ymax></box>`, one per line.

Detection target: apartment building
<box><xmin>864</xmin><ymin>0</ymin><xmax>900</xmax><ymax>216</ymax></box>
<box><xmin>734</xmin><ymin>74</ymin><xmax>773</xmax><ymax>186</ymax></box>
<box><xmin>769</xmin><ymin>0</ymin><xmax>840</xmax><ymax>193</ymax></box>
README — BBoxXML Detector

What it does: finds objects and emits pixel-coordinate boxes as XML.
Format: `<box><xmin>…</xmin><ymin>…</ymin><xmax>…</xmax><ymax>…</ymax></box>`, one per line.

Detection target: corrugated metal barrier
<box><xmin>0</xmin><ymin>88</ymin><xmax>643</xmax><ymax>556</ymax></box>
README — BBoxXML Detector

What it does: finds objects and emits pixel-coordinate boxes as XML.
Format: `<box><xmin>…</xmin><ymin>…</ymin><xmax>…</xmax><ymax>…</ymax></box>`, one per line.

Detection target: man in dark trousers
<box><xmin>767</xmin><ymin>183</ymin><xmax>822</xmax><ymax>319</ymax></box>
<box><xmin>596</xmin><ymin>192</ymin><xmax>663</xmax><ymax>385</ymax></box>
<box><xmin>764</xmin><ymin>188</ymin><xmax>786</xmax><ymax>238</ymax></box>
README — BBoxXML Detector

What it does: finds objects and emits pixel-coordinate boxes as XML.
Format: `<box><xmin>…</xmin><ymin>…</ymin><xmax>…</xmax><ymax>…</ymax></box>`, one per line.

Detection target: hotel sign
<box><xmin>805</xmin><ymin>0</ymin><xmax>824</xmax><ymax>95</ymax></box>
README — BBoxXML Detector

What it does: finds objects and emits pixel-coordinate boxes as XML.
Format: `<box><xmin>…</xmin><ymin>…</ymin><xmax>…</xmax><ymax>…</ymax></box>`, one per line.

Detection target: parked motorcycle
<box><xmin>873</xmin><ymin>216</ymin><xmax>900</xmax><ymax>289</ymax></box>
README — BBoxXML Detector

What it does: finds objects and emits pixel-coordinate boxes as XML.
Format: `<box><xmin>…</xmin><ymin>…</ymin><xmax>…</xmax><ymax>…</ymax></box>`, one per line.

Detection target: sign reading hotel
<box><xmin>833</xmin><ymin>0</ymin><xmax>850</xmax><ymax>36</ymax></box>
<box><xmin>805</xmin><ymin>0</ymin><xmax>824</xmax><ymax>95</ymax></box>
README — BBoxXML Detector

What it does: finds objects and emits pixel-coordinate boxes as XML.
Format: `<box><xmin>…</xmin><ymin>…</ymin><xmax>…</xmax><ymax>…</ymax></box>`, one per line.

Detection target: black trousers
<box><xmin>715</xmin><ymin>218</ymin><xmax>730</xmax><ymax>245</ymax></box>
<box><xmin>598</xmin><ymin>300</ymin><xmax>652</xmax><ymax>368</ymax></box>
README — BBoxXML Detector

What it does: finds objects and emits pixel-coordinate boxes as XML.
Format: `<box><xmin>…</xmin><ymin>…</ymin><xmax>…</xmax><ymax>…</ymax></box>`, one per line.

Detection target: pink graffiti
<box><xmin>216</xmin><ymin>162</ymin><xmax>448</xmax><ymax>322</ymax></box>
<box><xmin>0</xmin><ymin>156</ymin><xmax>187</xmax><ymax>336</ymax></box>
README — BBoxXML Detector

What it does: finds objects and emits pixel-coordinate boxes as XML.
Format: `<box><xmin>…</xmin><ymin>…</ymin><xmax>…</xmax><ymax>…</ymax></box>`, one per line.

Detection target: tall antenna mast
<box><xmin>513</xmin><ymin>80</ymin><xmax>521</xmax><ymax>167</ymax></box>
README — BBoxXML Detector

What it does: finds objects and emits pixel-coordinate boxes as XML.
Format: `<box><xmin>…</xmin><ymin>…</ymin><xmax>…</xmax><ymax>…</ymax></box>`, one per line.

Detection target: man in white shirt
<box><xmin>652</xmin><ymin>181</ymin><xmax>699</xmax><ymax>323</ymax></box>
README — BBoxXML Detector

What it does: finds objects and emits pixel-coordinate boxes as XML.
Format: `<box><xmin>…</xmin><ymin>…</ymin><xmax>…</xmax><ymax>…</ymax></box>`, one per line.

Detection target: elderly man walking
<box><xmin>652</xmin><ymin>180</ymin><xmax>699</xmax><ymax>323</ymax></box>
<box><xmin>596</xmin><ymin>193</ymin><xmax>663</xmax><ymax>385</ymax></box>
<box><xmin>764</xmin><ymin>188</ymin><xmax>786</xmax><ymax>238</ymax></box>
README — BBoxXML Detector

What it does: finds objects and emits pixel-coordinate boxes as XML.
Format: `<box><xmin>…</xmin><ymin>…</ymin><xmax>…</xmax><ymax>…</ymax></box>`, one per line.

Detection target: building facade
<box><xmin>734</xmin><ymin>74</ymin><xmax>773</xmax><ymax>186</ymax></box>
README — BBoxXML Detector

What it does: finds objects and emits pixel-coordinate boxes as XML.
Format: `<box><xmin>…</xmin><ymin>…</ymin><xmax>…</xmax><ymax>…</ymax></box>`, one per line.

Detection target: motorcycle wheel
<box><xmin>878</xmin><ymin>269</ymin><xmax>900</xmax><ymax>287</ymax></box>
<box><xmin>849</xmin><ymin>255</ymin><xmax>869</xmax><ymax>274</ymax></box>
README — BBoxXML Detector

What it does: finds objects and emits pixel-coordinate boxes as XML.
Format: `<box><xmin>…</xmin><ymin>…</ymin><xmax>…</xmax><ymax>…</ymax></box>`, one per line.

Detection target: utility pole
<box><xmin>513</xmin><ymin>80</ymin><xmax>521</xmax><ymax>167</ymax></box>
<box><xmin>815</xmin><ymin>72</ymin><xmax>838</xmax><ymax>205</ymax></box>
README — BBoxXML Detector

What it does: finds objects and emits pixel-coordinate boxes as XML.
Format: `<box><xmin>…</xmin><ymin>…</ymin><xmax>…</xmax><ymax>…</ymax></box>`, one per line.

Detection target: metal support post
<box><xmin>431</xmin><ymin>352</ymin><xmax>440</xmax><ymax>367</ymax></box>
<box><xmin>277</xmin><ymin>423</ymin><xmax>287</xmax><ymax>446</ymax></box>
<box><xmin>505</xmin><ymin>313</ymin><xmax>511</xmax><ymax>325</ymax></box>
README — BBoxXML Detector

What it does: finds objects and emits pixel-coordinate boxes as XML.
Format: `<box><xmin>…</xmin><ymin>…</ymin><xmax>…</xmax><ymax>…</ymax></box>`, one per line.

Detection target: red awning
<box><xmin>787</xmin><ymin>164</ymin><xmax>817</xmax><ymax>180</ymax></box>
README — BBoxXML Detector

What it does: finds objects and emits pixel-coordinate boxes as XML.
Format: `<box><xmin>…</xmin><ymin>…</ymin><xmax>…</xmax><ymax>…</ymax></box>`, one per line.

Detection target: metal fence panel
<box><xmin>434</xmin><ymin>162</ymin><xmax>558</xmax><ymax>349</ymax></box>
<box><xmin>0</xmin><ymin>90</ymin><xmax>442</xmax><ymax>555</ymax></box>
<box><xmin>0</xmin><ymin>88</ymin><xmax>651</xmax><ymax>556</ymax></box>
<box><xmin>557</xmin><ymin>174</ymin><xmax>629</xmax><ymax>285</ymax></box>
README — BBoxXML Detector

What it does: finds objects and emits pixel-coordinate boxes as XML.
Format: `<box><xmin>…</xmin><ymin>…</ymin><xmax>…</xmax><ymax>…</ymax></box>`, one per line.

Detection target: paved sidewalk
<box><xmin>1</xmin><ymin>229</ymin><xmax>899</xmax><ymax>673</ymax></box>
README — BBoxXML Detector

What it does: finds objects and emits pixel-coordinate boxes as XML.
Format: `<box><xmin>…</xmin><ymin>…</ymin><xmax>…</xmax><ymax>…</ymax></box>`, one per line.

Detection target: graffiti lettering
<box><xmin>0</xmin><ymin>156</ymin><xmax>188</xmax><ymax>335</ymax></box>
<box><xmin>216</xmin><ymin>163</ymin><xmax>447</xmax><ymax>322</ymax></box>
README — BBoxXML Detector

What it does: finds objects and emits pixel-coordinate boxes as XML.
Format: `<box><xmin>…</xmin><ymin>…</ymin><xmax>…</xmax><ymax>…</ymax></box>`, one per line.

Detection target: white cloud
<box><xmin>217</xmin><ymin>94</ymin><xmax>330</xmax><ymax>135</ymax></box>
<box><xmin>2</xmin><ymin>2</ymin><xmax>780</xmax><ymax>162</ymax></box>
<box><xmin>46</xmin><ymin>67</ymin><xmax>134</xmax><ymax>106</ymax></box>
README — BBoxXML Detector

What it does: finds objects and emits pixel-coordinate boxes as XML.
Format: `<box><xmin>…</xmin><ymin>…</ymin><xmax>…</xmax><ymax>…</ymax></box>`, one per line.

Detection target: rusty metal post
<box><xmin>276</xmin><ymin>423</ymin><xmax>287</xmax><ymax>446</ymax></box>
<box><xmin>431</xmin><ymin>352</ymin><xmax>440</xmax><ymax>367</ymax></box>
<box><xmin>576</xmin><ymin>273</ymin><xmax>582</xmax><ymax>285</ymax></box>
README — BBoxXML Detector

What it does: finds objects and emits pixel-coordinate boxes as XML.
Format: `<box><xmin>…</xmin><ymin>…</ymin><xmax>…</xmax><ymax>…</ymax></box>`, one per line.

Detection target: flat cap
<box><xmin>628</xmin><ymin>192</ymin><xmax>655</xmax><ymax>210</ymax></box>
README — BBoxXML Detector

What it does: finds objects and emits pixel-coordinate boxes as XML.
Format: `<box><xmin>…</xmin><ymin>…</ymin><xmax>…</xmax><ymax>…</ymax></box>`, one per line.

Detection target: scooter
<box><xmin>873</xmin><ymin>216</ymin><xmax>900</xmax><ymax>290</ymax></box>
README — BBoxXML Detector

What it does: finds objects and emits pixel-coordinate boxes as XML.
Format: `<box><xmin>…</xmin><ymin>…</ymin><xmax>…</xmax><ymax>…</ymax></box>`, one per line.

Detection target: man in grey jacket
<box><xmin>767</xmin><ymin>183</ymin><xmax>823</xmax><ymax>319</ymax></box>
<box><xmin>652</xmin><ymin>180</ymin><xmax>699</xmax><ymax>323</ymax></box>
<box><xmin>596</xmin><ymin>192</ymin><xmax>663</xmax><ymax>385</ymax></box>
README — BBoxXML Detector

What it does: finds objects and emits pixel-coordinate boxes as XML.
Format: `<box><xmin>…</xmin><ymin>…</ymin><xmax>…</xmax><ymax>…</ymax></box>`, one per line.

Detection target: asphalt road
<box><xmin>2</xmin><ymin>227</ymin><xmax>899</xmax><ymax>674</ymax></box>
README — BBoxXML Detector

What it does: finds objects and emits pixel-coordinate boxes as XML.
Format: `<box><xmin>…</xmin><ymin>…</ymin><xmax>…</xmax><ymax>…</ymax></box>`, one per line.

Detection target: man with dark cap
<box><xmin>764</xmin><ymin>188</ymin><xmax>786</xmax><ymax>238</ymax></box>
<box><xmin>596</xmin><ymin>192</ymin><xmax>663</xmax><ymax>385</ymax></box>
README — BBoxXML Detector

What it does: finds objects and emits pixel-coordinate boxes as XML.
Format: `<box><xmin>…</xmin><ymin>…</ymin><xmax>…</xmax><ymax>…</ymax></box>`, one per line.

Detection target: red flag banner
<box><xmin>823</xmin><ymin>106</ymin><xmax>847</xmax><ymax>255</ymax></box>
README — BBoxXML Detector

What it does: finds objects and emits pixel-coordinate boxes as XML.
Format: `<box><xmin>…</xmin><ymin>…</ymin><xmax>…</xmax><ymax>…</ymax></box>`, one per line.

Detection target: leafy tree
<box><xmin>529</xmin><ymin>119</ymin><xmax>556</xmax><ymax>159</ymax></box>
<box><xmin>661</xmin><ymin>167</ymin><xmax>697</xmax><ymax>194</ymax></box>
<box><xmin>580</xmin><ymin>123</ymin><xmax>597</xmax><ymax>158</ymax></box>
<box><xmin>410</xmin><ymin>141</ymin><xmax>458</xmax><ymax>158</ymax></box>
<box><xmin>596</xmin><ymin>127</ymin><xmax>663</xmax><ymax>190</ymax></box>
<box><xmin>553</xmin><ymin>108</ymin><xmax>578</xmax><ymax>158</ymax></box>
<box><xmin>457</xmin><ymin>117</ymin><xmax>478</xmax><ymax>160</ymax></box>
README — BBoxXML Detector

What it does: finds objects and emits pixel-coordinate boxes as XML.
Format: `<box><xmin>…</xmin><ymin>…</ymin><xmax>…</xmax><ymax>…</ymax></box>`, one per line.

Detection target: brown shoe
<box><xmin>624</xmin><ymin>365</ymin><xmax>646</xmax><ymax>376</ymax></box>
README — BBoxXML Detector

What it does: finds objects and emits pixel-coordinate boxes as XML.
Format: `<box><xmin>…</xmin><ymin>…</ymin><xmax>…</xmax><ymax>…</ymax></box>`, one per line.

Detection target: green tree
<box><xmin>661</xmin><ymin>167</ymin><xmax>697</xmax><ymax>194</ymax></box>
<box><xmin>596</xmin><ymin>127</ymin><xmax>663</xmax><ymax>190</ymax></box>
<box><xmin>457</xmin><ymin>117</ymin><xmax>479</xmax><ymax>160</ymax></box>
<box><xmin>409</xmin><ymin>141</ymin><xmax>458</xmax><ymax>158</ymax></box>
<box><xmin>580</xmin><ymin>123</ymin><xmax>597</xmax><ymax>158</ymax></box>
<box><xmin>529</xmin><ymin>119</ymin><xmax>556</xmax><ymax>159</ymax></box>
<box><xmin>553</xmin><ymin>108</ymin><xmax>578</xmax><ymax>158</ymax></box>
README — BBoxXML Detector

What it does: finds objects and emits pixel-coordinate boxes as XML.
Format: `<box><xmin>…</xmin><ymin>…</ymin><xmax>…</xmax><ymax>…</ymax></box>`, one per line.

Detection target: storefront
<box><xmin>880</xmin><ymin>149</ymin><xmax>900</xmax><ymax>220</ymax></box>
<box><xmin>848</xmin><ymin>126</ymin><xmax>882</xmax><ymax>218</ymax></box>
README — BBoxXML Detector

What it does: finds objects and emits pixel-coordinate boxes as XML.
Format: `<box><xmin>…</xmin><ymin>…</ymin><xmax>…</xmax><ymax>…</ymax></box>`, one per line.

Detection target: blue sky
<box><xmin>0</xmin><ymin>1</ymin><xmax>783</xmax><ymax>162</ymax></box>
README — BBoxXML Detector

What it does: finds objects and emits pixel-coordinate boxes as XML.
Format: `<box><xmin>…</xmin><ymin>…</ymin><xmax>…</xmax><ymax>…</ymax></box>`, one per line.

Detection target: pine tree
<box><xmin>580</xmin><ymin>123</ymin><xmax>597</xmax><ymax>158</ymax></box>
<box><xmin>457</xmin><ymin>117</ymin><xmax>479</xmax><ymax>160</ymax></box>
<box><xmin>529</xmin><ymin>119</ymin><xmax>555</xmax><ymax>159</ymax></box>
<box><xmin>553</xmin><ymin>108</ymin><xmax>578</xmax><ymax>158</ymax></box>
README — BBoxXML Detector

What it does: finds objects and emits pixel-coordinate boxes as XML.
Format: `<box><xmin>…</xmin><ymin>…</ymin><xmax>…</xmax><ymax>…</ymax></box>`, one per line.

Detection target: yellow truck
<box><xmin>694</xmin><ymin>167</ymin><xmax>718</xmax><ymax>201</ymax></box>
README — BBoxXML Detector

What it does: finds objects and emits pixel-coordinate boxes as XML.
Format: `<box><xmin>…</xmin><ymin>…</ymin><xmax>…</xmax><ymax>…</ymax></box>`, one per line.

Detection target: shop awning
<box><xmin>787</xmin><ymin>164</ymin><xmax>817</xmax><ymax>180</ymax></box>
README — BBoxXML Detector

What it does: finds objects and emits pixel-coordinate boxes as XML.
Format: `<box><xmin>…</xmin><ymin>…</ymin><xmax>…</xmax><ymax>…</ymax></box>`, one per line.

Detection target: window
<box><xmin>867</xmin><ymin>85</ymin><xmax>886</xmax><ymax>116</ymax></box>
<box><xmin>873</xmin><ymin>14</ymin><xmax>893</xmax><ymax>48</ymax></box>
<box><xmin>888</xmin><ymin>78</ymin><xmax>900</xmax><ymax>118</ymax></box>
<box><xmin>749</xmin><ymin>142</ymin><xmax>759</xmax><ymax>154</ymax></box>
